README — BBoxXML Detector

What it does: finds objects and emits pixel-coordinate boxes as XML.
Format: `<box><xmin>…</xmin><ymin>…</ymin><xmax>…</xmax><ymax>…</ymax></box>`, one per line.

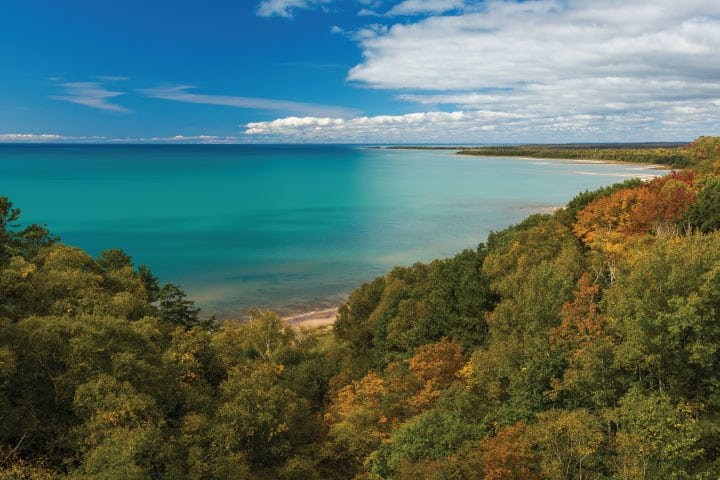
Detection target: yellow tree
<box><xmin>324</xmin><ymin>371</ymin><xmax>391</xmax><ymax>475</ymax></box>
<box><xmin>529</xmin><ymin>409</ymin><xmax>604</xmax><ymax>480</ymax></box>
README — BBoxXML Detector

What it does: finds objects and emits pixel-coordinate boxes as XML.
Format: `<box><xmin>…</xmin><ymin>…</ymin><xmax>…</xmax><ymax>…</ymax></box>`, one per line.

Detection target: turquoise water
<box><xmin>0</xmin><ymin>144</ymin><xmax>667</xmax><ymax>317</ymax></box>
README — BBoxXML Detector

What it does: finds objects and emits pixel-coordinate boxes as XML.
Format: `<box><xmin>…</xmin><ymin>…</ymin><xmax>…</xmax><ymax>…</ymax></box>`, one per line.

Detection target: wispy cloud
<box><xmin>385</xmin><ymin>0</ymin><xmax>465</xmax><ymax>16</ymax></box>
<box><xmin>256</xmin><ymin>0</ymin><xmax>335</xmax><ymax>18</ymax></box>
<box><xmin>95</xmin><ymin>75</ymin><xmax>129</xmax><ymax>82</ymax></box>
<box><xmin>0</xmin><ymin>133</ymin><xmax>246</xmax><ymax>144</ymax></box>
<box><xmin>358</xmin><ymin>8</ymin><xmax>381</xmax><ymax>17</ymax></box>
<box><xmin>51</xmin><ymin>82</ymin><xmax>130</xmax><ymax>112</ymax></box>
<box><xmin>132</xmin><ymin>134</ymin><xmax>241</xmax><ymax>144</ymax></box>
<box><xmin>138</xmin><ymin>85</ymin><xmax>358</xmax><ymax>118</ymax></box>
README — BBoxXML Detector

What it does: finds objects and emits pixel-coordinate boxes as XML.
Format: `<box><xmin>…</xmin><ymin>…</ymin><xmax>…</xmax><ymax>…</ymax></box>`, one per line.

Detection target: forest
<box><xmin>458</xmin><ymin>140</ymin><xmax>707</xmax><ymax>170</ymax></box>
<box><xmin>1</xmin><ymin>135</ymin><xmax>720</xmax><ymax>479</ymax></box>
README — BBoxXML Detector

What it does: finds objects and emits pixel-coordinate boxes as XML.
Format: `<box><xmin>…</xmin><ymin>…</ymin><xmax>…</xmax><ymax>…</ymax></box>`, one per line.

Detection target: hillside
<box><xmin>1</xmin><ymin>136</ymin><xmax>720</xmax><ymax>479</ymax></box>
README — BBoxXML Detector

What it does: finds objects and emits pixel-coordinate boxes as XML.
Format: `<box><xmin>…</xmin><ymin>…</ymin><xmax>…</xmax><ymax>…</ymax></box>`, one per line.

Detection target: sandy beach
<box><xmin>283</xmin><ymin>307</ymin><xmax>339</xmax><ymax>329</ymax></box>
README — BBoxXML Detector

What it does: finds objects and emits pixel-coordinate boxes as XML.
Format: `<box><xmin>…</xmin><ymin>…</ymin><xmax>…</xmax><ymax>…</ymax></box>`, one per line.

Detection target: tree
<box><xmin>688</xmin><ymin>174</ymin><xmax>720</xmax><ymax>233</ymax></box>
<box><xmin>324</xmin><ymin>371</ymin><xmax>390</xmax><ymax>468</ymax></box>
<box><xmin>334</xmin><ymin>276</ymin><xmax>386</xmax><ymax>349</ymax></box>
<box><xmin>405</xmin><ymin>337</ymin><xmax>464</xmax><ymax>409</ymax></box>
<box><xmin>137</xmin><ymin>264</ymin><xmax>161</xmax><ymax>302</ymax></box>
<box><xmin>242</xmin><ymin>309</ymin><xmax>296</xmax><ymax>362</ymax></box>
<box><xmin>213</xmin><ymin>362</ymin><xmax>309</xmax><ymax>470</ymax></box>
<box><xmin>0</xmin><ymin>197</ymin><xmax>57</xmax><ymax>264</ymax></box>
<box><xmin>96</xmin><ymin>248</ymin><xmax>133</xmax><ymax>272</ymax></box>
<box><xmin>549</xmin><ymin>274</ymin><xmax>618</xmax><ymax>409</ymax></box>
<box><xmin>367</xmin><ymin>385</ymin><xmax>484</xmax><ymax>479</ymax></box>
<box><xmin>471</xmin><ymin>423</ymin><xmax>540</xmax><ymax>480</ymax></box>
<box><xmin>70</xmin><ymin>374</ymin><xmax>165</xmax><ymax>479</ymax></box>
<box><xmin>159</xmin><ymin>283</ymin><xmax>209</xmax><ymax>329</ymax></box>
<box><xmin>607</xmin><ymin>388</ymin><xmax>704</xmax><ymax>480</ymax></box>
<box><xmin>0</xmin><ymin>198</ymin><xmax>21</xmax><ymax>264</ymax></box>
<box><xmin>573</xmin><ymin>172</ymin><xmax>696</xmax><ymax>249</ymax></box>
<box><xmin>605</xmin><ymin>232</ymin><xmax>720</xmax><ymax>400</ymax></box>
<box><xmin>529</xmin><ymin>409</ymin><xmax>604</xmax><ymax>480</ymax></box>
<box><xmin>566</xmin><ymin>179</ymin><xmax>644</xmax><ymax>220</ymax></box>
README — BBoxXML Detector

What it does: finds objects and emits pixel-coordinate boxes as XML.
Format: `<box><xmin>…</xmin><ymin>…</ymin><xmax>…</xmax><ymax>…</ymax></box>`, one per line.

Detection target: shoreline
<box><xmin>455</xmin><ymin>152</ymin><xmax>670</xmax><ymax>170</ymax></box>
<box><xmin>371</xmin><ymin>145</ymin><xmax>676</xmax><ymax>171</ymax></box>
<box><xmin>283</xmin><ymin>307</ymin><xmax>339</xmax><ymax>329</ymax></box>
<box><xmin>197</xmin><ymin>149</ymin><xmax>669</xmax><ymax>327</ymax></box>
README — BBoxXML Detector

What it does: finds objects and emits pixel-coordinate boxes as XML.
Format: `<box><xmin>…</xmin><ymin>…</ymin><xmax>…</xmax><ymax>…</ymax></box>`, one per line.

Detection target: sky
<box><xmin>1</xmin><ymin>0</ymin><xmax>719</xmax><ymax>144</ymax></box>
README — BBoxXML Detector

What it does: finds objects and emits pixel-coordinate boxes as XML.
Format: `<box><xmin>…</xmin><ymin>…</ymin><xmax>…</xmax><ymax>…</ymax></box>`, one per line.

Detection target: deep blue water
<box><xmin>0</xmin><ymin>144</ymin><xmax>667</xmax><ymax>317</ymax></box>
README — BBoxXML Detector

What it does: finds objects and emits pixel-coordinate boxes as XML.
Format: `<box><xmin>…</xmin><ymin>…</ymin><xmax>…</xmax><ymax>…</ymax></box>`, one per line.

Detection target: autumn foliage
<box><xmin>573</xmin><ymin>171</ymin><xmax>696</xmax><ymax>250</ymax></box>
<box><xmin>3</xmin><ymin>136</ymin><xmax>720</xmax><ymax>478</ymax></box>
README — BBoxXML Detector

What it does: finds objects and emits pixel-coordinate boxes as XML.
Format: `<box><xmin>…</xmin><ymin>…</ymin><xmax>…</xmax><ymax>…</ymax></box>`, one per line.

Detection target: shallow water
<box><xmin>0</xmin><ymin>144</ymin><xmax>667</xmax><ymax>317</ymax></box>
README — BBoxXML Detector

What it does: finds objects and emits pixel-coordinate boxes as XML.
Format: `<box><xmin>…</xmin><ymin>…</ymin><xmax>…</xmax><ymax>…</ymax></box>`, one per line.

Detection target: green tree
<box><xmin>369</xmin><ymin>397</ymin><xmax>482</xmax><ymax>478</ymax></box>
<box><xmin>688</xmin><ymin>174</ymin><xmax>720</xmax><ymax>233</ymax></box>
<box><xmin>607</xmin><ymin>388</ymin><xmax>704</xmax><ymax>480</ymax></box>
<box><xmin>242</xmin><ymin>309</ymin><xmax>296</xmax><ymax>362</ymax></box>
<box><xmin>213</xmin><ymin>362</ymin><xmax>309</xmax><ymax>470</ymax></box>
<box><xmin>0</xmin><ymin>198</ymin><xmax>22</xmax><ymax>264</ymax></box>
<box><xmin>605</xmin><ymin>233</ymin><xmax>720</xmax><ymax>400</ymax></box>
<box><xmin>159</xmin><ymin>284</ymin><xmax>212</xmax><ymax>329</ymax></box>
<box><xmin>0</xmin><ymin>197</ymin><xmax>57</xmax><ymax>263</ymax></box>
<box><xmin>70</xmin><ymin>374</ymin><xmax>166</xmax><ymax>479</ymax></box>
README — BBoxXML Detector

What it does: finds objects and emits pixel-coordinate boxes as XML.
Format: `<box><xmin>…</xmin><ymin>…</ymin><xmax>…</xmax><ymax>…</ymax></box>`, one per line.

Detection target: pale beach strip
<box><xmin>283</xmin><ymin>307</ymin><xmax>339</xmax><ymax>329</ymax></box>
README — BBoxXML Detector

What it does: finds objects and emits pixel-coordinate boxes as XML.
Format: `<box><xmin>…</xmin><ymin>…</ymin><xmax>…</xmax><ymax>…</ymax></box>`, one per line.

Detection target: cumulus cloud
<box><xmin>51</xmin><ymin>82</ymin><xmax>130</xmax><ymax>112</ymax></box>
<box><xmin>256</xmin><ymin>0</ymin><xmax>335</xmax><ymax>17</ymax></box>
<box><xmin>138</xmin><ymin>85</ymin><xmax>358</xmax><ymax>118</ymax></box>
<box><xmin>330</xmin><ymin>0</ymin><xmax>720</xmax><ymax>141</ymax></box>
<box><xmin>245</xmin><ymin>111</ymin><xmax>509</xmax><ymax>142</ymax></box>
<box><xmin>349</xmin><ymin>0</ymin><xmax>720</xmax><ymax>90</ymax></box>
<box><xmin>245</xmin><ymin>99</ymin><xmax>720</xmax><ymax>143</ymax></box>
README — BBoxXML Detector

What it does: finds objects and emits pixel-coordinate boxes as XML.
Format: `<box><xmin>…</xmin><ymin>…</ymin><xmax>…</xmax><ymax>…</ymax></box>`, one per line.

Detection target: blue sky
<box><xmin>1</xmin><ymin>0</ymin><xmax>719</xmax><ymax>143</ymax></box>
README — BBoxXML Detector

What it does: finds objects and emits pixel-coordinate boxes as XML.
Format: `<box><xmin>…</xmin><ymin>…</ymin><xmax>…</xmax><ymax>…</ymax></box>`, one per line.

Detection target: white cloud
<box><xmin>256</xmin><ymin>0</ymin><xmax>334</xmax><ymax>17</ymax></box>
<box><xmin>349</xmin><ymin>1</ymin><xmax>720</xmax><ymax>90</ymax></box>
<box><xmin>245</xmin><ymin>110</ymin><xmax>503</xmax><ymax>142</ymax></box>
<box><xmin>138</xmin><ymin>85</ymin><xmax>358</xmax><ymax>118</ymax></box>
<box><xmin>385</xmin><ymin>0</ymin><xmax>465</xmax><ymax>16</ymax></box>
<box><xmin>358</xmin><ymin>8</ymin><xmax>381</xmax><ymax>16</ymax></box>
<box><xmin>0</xmin><ymin>133</ymin><xmax>66</xmax><ymax>142</ymax></box>
<box><xmin>352</xmin><ymin>23</ymin><xmax>389</xmax><ymax>40</ymax></box>
<box><xmin>95</xmin><ymin>75</ymin><xmax>129</xmax><ymax>82</ymax></box>
<box><xmin>331</xmin><ymin>0</ymin><xmax>720</xmax><ymax>141</ymax></box>
<box><xmin>51</xmin><ymin>82</ymin><xmax>130</xmax><ymax>112</ymax></box>
<box><xmin>0</xmin><ymin>133</ymin><xmax>245</xmax><ymax>144</ymax></box>
<box><xmin>130</xmin><ymin>135</ymin><xmax>242</xmax><ymax>144</ymax></box>
<box><xmin>244</xmin><ymin>98</ymin><xmax>720</xmax><ymax>143</ymax></box>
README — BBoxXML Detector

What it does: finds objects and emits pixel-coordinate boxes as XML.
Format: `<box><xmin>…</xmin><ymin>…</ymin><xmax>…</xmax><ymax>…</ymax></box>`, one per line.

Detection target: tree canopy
<box><xmin>2</xmin><ymin>135</ymin><xmax>720</xmax><ymax>478</ymax></box>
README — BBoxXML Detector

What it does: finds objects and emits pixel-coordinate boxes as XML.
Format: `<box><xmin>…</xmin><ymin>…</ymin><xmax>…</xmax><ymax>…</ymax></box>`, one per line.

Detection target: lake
<box><xmin>0</xmin><ymin>144</ymin><xmax>667</xmax><ymax>317</ymax></box>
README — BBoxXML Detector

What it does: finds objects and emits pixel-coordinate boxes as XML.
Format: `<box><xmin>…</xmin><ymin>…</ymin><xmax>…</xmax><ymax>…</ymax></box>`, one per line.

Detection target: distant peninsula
<box><xmin>370</xmin><ymin>141</ymin><xmax>699</xmax><ymax>169</ymax></box>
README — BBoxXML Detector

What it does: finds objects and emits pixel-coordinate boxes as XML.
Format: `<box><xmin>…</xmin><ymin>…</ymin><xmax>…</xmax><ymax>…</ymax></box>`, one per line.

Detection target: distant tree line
<box><xmin>459</xmin><ymin>135</ymin><xmax>720</xmax><ymax>171</ymax></box>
